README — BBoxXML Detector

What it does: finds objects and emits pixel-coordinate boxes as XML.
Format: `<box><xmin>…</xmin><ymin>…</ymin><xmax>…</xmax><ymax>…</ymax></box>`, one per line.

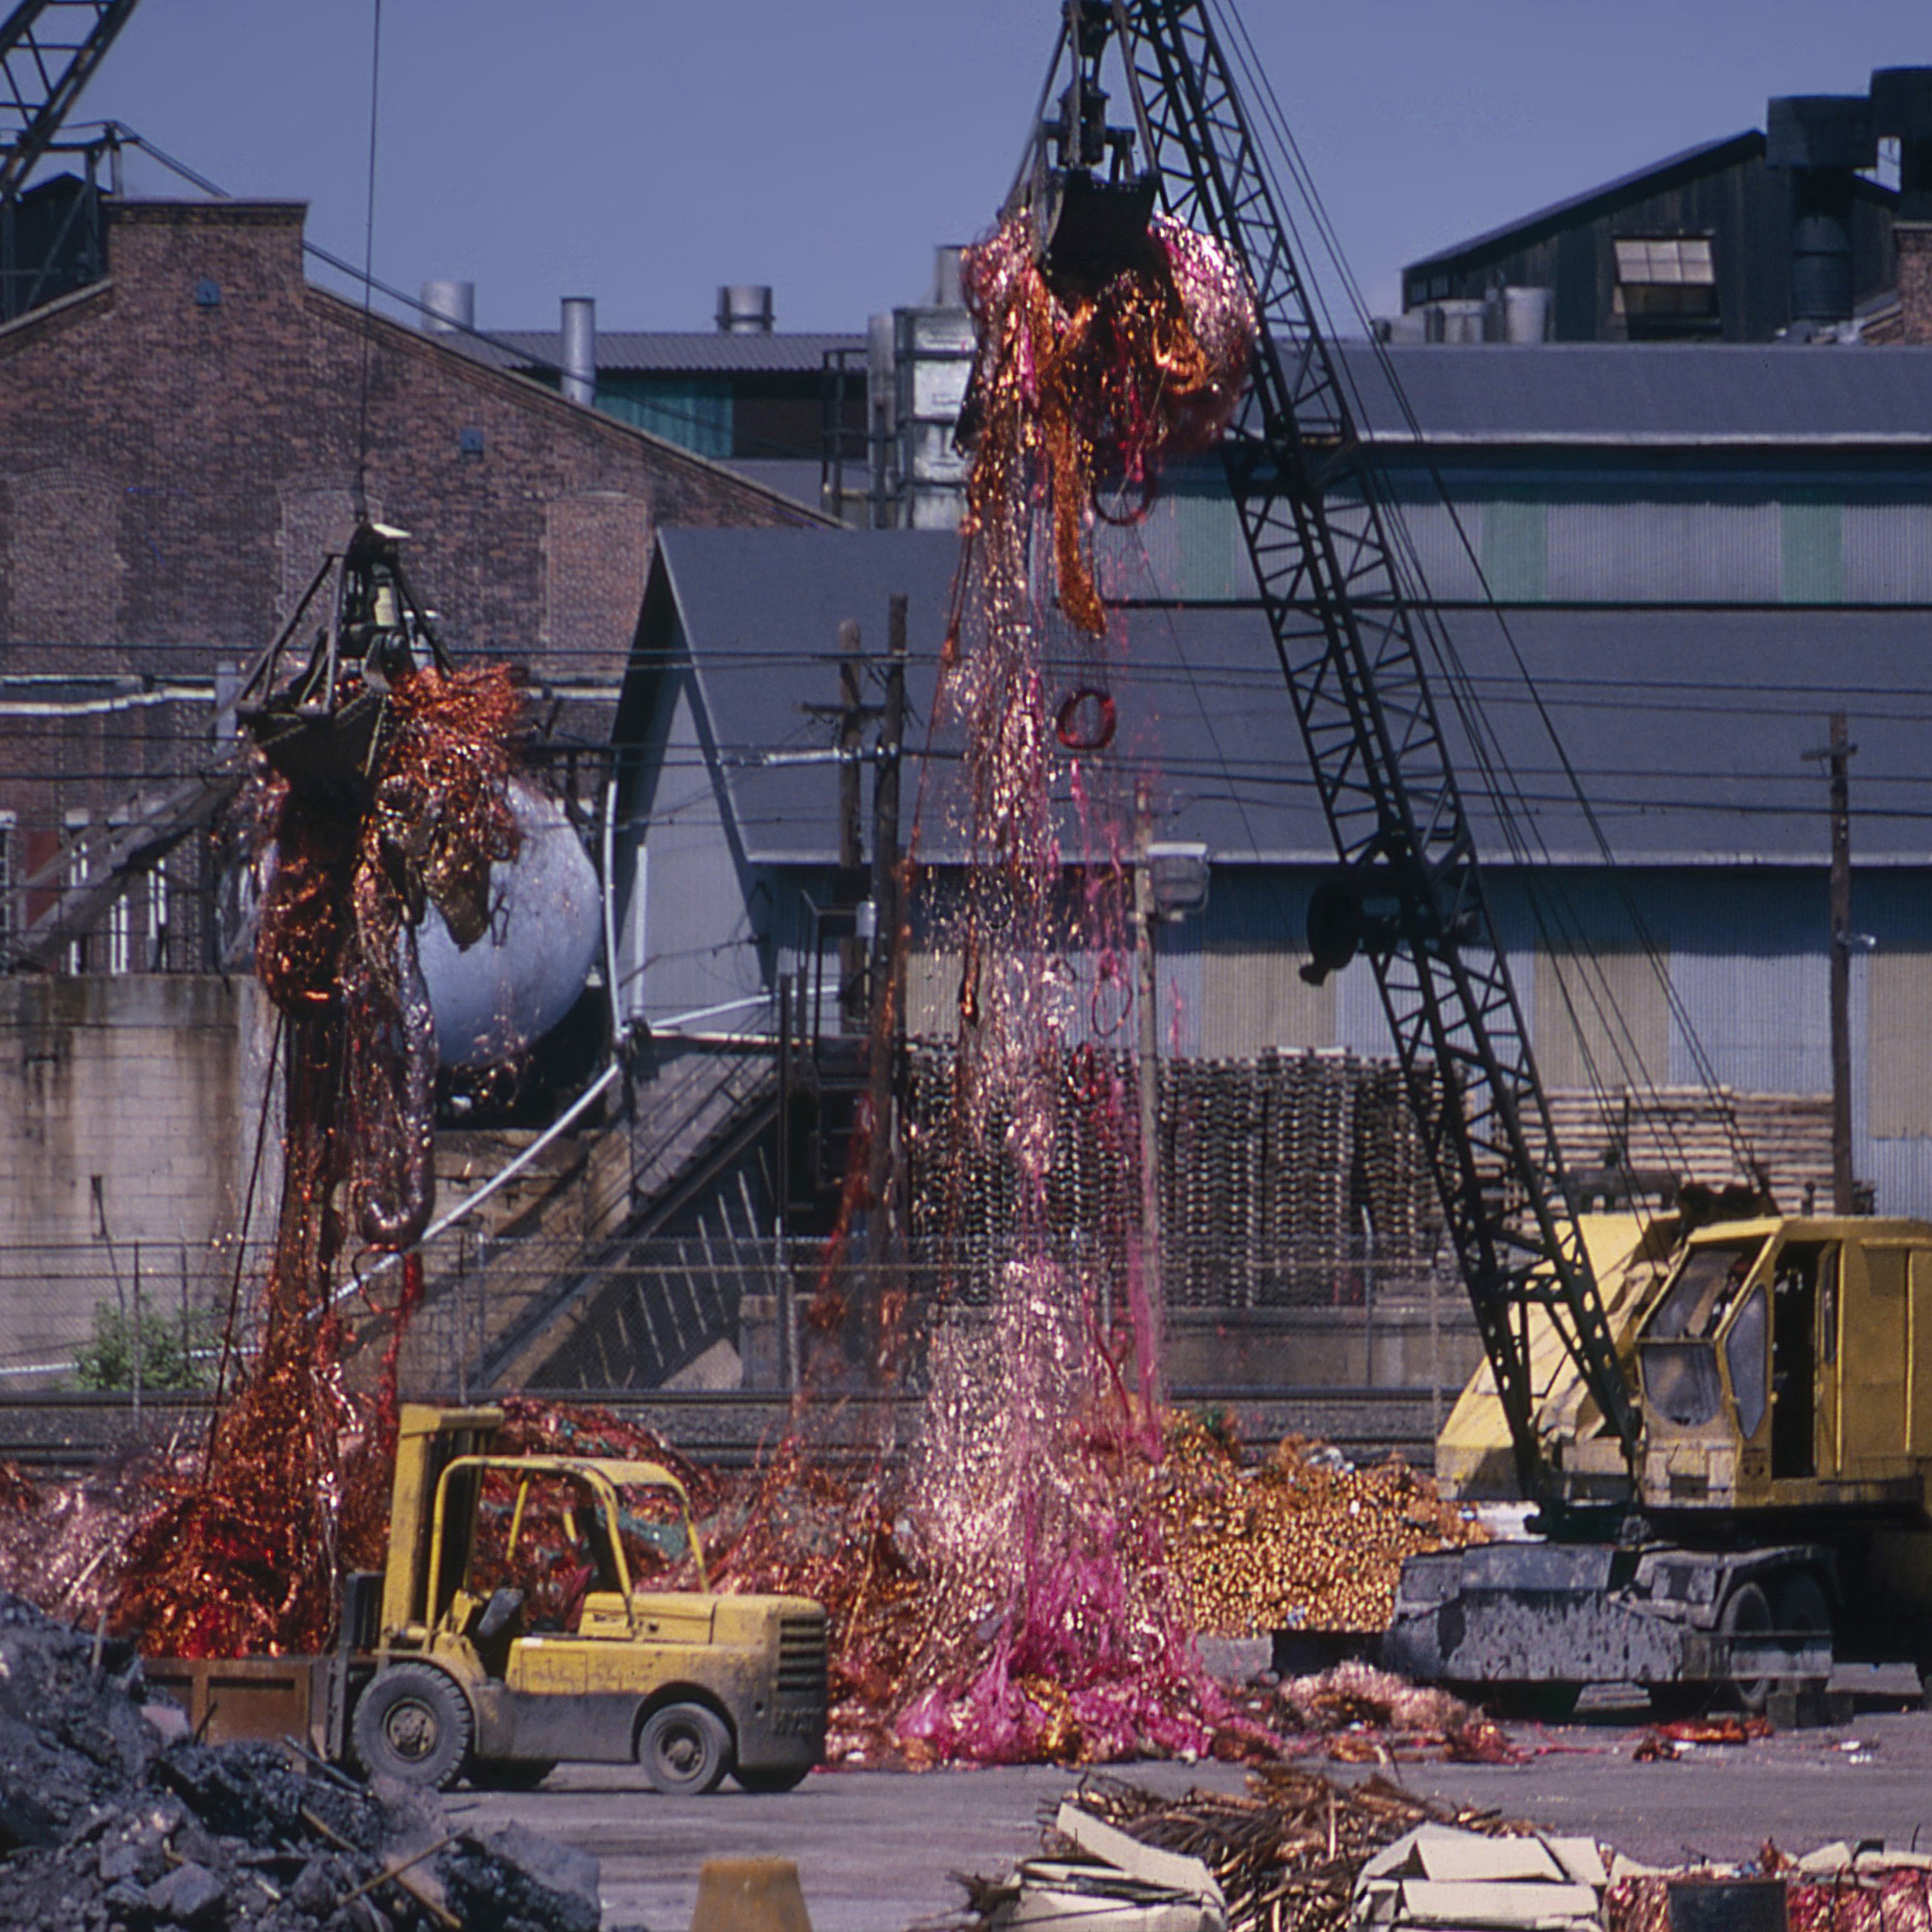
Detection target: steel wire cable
<box><xmin>1202</xmin><ymin>0</ymin><xmax>1760</xmax><ymax>1195</ymax></box>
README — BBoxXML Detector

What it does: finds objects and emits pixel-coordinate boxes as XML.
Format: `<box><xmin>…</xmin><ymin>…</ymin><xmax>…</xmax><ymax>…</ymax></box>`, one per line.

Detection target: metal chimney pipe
<box><xmin>716</xmin><ymin>284</ymin><xmax>774</xmax><ymax>334</ymax></box>
<box><xmin>560</xmin><ymin>296</ymin><xmax>596</xmax><ymax>406</ymax></box>
<box><xmin>420</xmin><ymin>278</ymin><xmax>475</xmax><ymax>334</ymax></box>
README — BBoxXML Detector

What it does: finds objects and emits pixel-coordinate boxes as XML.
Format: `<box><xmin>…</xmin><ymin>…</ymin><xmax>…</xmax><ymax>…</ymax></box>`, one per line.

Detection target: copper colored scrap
<box><xmin>1156</xmin><ymin>1420</ymin><xmax>1487</xmax><ymax>1635</ymax></box>
<box><xmin>108</xmin><ymin>658</ymin><xmax>524</xmax><ymax>1660</ymax></box>
<box><xmin>960</xmin><ymin>208</ymin><xmax>1253</xmax><ymax>636</ymax></box>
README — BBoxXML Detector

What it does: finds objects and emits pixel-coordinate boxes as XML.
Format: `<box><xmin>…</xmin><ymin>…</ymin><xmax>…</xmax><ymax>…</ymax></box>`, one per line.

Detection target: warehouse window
<box><xmin>1613</xmin><ymin>234</ymin><xmax>1719</xmax><ymax>338</ymax></box>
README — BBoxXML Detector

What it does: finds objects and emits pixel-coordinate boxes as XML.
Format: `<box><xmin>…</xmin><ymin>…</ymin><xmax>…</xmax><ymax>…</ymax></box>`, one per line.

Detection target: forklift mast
<box><xmin>1018</xmin><ymin>0</ymin><xmax>1642</xmax><ymax>1517</ymax></box>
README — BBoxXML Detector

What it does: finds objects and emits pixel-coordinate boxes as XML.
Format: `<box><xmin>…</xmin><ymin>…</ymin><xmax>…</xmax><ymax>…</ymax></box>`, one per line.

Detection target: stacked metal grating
<box><xmin>905</xmin><ymin>1045</ymin><xmax>1444</xmax><ymax>1309</ymax></box>
<box><xmin>1543</xmin><ymin>1086</ymin><xmax>1835</xmax><ymax>1212</ymax></box>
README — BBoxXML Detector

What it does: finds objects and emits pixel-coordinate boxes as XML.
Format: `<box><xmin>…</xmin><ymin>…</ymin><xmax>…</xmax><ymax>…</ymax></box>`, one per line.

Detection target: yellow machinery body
<box><xmin>153</xmin><ymin>1404</ymin><xmax>827</xmax><ymax>1793</ymax></box>
<box><xmin>1388</xmin><ymin>1216</ymin><xmax>1932</xmax><ymax>1700</ymax></box>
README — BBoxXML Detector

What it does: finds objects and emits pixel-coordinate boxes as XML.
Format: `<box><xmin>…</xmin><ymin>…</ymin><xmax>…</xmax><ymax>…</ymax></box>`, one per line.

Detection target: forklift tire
<box><xmin>352</xmin><ymin>1664</ymin><xmax>473</xmax><ymax>1791</ymax></box>
<box><xmin>638</xmin><ymin>1702</ymin><xmax>731</xmax><ymax>1795</ymax></box>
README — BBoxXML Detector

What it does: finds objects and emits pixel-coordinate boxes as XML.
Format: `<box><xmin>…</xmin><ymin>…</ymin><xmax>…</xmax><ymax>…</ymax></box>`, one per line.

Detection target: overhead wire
<box><xmin>1205</xmin><ymin>0</ymin><xmax>1763</xmax><ymax>1192</ymax></box>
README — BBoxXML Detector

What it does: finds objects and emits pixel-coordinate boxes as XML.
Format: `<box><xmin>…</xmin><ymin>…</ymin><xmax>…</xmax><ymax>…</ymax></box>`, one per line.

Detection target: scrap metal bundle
<box><xmin>1155</xmin><ymin>1421</ymin><xmax>1487</xmax><ymax>1636</ymax></box>
<box><xmin>110</xmin><ymin>544</ymin><xmax>526</xmax><ymax>1659</ymax></box>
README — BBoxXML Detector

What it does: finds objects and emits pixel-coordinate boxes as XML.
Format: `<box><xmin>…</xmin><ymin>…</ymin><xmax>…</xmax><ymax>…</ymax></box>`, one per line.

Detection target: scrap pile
<box><xmin>1157</xmin><ymin>1423</ymin><xmax>1487</xmax><ymax>1636</ymax></box>
<box><xmin>1274</xmin><ymin>1662</ymin><xmax>1518</xmax><ymax>1766</ymax></box>
<box><xmin>1610</xmin><ymin>1848</ymin><xmax>1932</xmax><ymax>1932</ymax></box>
<box><xmin>0</xmin><ymin>1592</ymin><xmax>599</xmax><ymax>1932</ymax></box>
<box><xmin>950</xmin><ymin>1768</ymin><xmax>1538</xmax><ymax>1932</ymax></box>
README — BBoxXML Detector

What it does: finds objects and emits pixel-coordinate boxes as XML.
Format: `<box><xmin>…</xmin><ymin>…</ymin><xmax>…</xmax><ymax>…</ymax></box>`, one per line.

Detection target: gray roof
<box><xmin>1340</xmin><ymin>343</ymin><xmax>1932</xmax><ymax>447</ymax></box>
<box><xmin>626</xmin><ymin>528</ymin><xmax>1932</xmax><ymax>871</ymax></box>
<box><xmin>486</xmin><ymin>330</ymin><xmax>863</xmax><ymax>376</ymax></box>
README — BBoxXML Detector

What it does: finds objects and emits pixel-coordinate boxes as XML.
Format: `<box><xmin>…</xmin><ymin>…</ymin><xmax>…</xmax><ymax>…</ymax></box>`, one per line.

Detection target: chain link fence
<box><xmin>0</xmin><ymin>1227</ymin><xmax>1473</xmax><ymax>1408</ymax></box>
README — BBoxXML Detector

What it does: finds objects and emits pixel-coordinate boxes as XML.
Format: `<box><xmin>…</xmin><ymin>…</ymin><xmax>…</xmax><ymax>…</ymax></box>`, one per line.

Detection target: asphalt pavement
<box><xmin>451</xmin><ymin>1682</ymin><xmax>1932</xmax><ymax>1932</ymax></box>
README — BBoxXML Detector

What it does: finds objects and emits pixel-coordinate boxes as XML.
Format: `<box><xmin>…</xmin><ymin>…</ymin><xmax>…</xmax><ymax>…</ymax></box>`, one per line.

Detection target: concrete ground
<box><xmin>451</xmin><ymin>1676</ymin><xmax>1932</xmax><ymax>1932</ymax></box>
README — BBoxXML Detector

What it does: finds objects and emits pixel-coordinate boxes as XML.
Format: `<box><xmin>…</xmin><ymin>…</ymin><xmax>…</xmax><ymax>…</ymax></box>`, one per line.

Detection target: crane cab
<box><xmin>1636</xmin><ymin>1217</ymin><xmax>1932</xmax><ymax>1514</ymax></box>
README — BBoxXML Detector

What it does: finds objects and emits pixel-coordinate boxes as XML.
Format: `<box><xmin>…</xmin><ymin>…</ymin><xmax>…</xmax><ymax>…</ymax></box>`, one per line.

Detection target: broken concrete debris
<box><xmin>0</xmin><ymin>1591</ymin><xmax>599</xmax><ymax>1931</ymax></box>
<box><xmin>991</xmin><ymin>1802</ymin><xmax>1231</xmax><ymax>1930</ymax></box>
<box><xmin>1355</xmin><ymin>1826</ymin><xmax>1606</xmax><ymax>1932</ymax></box>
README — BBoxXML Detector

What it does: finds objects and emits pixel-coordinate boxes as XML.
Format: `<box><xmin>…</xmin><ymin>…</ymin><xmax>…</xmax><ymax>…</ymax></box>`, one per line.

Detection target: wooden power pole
<box><xmin>1809</xmin><ymin>712</ymin><xmax>1857</xmax><ymax>1214</ymax></box>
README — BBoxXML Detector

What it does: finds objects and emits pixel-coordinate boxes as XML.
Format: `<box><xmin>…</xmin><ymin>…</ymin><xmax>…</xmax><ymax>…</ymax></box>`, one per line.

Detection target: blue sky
<box><xmin>77</xmin><ymin>1</ymin><xmax>1931</xmax><ymax>336</ymax></box>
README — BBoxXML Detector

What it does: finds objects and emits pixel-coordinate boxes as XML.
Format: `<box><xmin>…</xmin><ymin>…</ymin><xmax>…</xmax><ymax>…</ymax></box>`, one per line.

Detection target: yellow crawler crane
<box><xmin>1392</xmin><ymin>1217</ymin><xmax>1932</xmax><ymax>1713</ymax></box>
<box><xmin>151</xmin><ymin>1406</ymin><xmax>827</xmax><ymax>1793</ymax></box>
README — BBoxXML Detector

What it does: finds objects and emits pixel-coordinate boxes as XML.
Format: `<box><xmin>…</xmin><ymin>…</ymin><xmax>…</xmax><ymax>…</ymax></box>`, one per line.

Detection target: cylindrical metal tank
<box><xmin>1428</xmin><ymin>299</ymin><xmax>1486</xmax><ymax>345</ymax></box>
<box><xmin>420</xmin><ymin>279</ymin><xmax>475</xmax><ymax>335</ymax></box>
<box><xmin>417</xmin><ymin>781</ymin><xmax>602</xmax><ymax>1070</ymax></box>
<box><xmin>1501</xmin><ymin>286</ymin><xmax>1553</xmax><ymax>343</ymax></box>
<box><xmin>560</xmin><ymin>296</ymin><xmax>596</xmax><ymax>407</ymax></box>
<box><xmin>1768</xmin><ymin>96</ymin><xmax>1876</xmax><ymax>322</ymax></box>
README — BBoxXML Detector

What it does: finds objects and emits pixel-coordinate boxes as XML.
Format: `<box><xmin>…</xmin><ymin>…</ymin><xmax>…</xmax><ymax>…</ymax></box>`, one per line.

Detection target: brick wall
<box><xmin>0</xmin><ymin>198</ymin><xmax>826</xmax><ymax>852</ymax></box>
<box><xmin>1895</xmin><ymin>223</ymin><xmax>1932</xmax><ymax>345</ymax></box>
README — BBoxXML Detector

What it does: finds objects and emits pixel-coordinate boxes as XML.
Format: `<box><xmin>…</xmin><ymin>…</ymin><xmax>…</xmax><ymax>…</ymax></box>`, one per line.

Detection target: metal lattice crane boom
<box><xmin>0</xmin><ymin>0</ymin><xmax>137</xmax><ymax>200</ymax></box>
<box><xmin>1020</xmin><ymin>0</ymin><xmax>1642</xmax><ymax>1515</ymax></box>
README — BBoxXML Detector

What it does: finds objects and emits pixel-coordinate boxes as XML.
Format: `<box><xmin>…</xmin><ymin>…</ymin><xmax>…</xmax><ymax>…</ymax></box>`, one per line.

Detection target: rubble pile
<box><xmin>1156</xmin><ymin>1422</ymin><xmax>1488</xmax><ymax>1635</ymax></box>
<box><xmin>950</xmin><ymin>1766</ymin><xmax>1537</xmax><ymax>1932</ymax></box>
<box><xmin>1610</xmin><ymin>1846</ymin><xmax>1932</xmax><ymax>1932</ymax></box>
<box><xmin>0</xmin><ymin>1592</ymin><xmax>599</xmax><ymax>1931</ymax></box>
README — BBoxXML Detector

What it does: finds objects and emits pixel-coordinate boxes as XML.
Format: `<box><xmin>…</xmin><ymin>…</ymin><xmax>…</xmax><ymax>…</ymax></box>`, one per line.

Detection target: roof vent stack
<box><xmin>1872</xmin><ymin>69</ymin><xmax>1932</xmax><ymax>345</ymax></box>
<box><xmin>560</xmin><ymin>296</ymin><xmax>596</xmax><ymax>406</ymax></box>
<box><xmin>717</xmin><ymin>285</ymin><xmax>775</xmax><ymax>334</ymax></box>
<box><xmin>420</xmin><ymin>278</ymin><xmax>475</xmax><ymax>335</ymax></box>
<box><xmin>1767</xmin><ymin>95</ymin><xmax>1876</xmax><ymax>325</ymax></box>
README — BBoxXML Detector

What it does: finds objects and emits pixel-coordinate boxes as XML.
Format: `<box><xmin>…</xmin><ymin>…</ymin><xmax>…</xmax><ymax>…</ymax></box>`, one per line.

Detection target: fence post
<box><xmin>456</xmin><ymin>1231</ymin><xmax>469</xmax><ymax>1406</ymax></box>
<box><xmin>131</xmin><ymin>1240</ymin><xmax>143</xmax><ymax>1419</ymax></box>
<box><xmin>1429</xmin><ymin>1266</ymin><xmax>1442</xmax><ymax>1439</ymax></box>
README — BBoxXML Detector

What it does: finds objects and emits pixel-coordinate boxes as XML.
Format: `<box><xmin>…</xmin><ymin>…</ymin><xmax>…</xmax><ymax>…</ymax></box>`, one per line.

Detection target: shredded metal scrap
<box><xmin>1157</xmin><ymin>1423</ymin><xmax>1488</xmax><ymax>1636</ymax></box>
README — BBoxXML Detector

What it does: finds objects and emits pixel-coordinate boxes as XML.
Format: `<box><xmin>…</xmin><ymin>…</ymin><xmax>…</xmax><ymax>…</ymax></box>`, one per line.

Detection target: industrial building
<box><xmin>1394</xmin><ymin>70</ymin><xmax>1932</xmax><ymax>343</ymax></box>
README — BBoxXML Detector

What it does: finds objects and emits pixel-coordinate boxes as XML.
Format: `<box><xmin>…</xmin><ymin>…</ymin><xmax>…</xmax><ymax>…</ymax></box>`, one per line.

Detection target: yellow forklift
<box><xmin>149</xmin><ymin>1405</ymin><xmax>826</xmax><ymax>1793</ymax></box>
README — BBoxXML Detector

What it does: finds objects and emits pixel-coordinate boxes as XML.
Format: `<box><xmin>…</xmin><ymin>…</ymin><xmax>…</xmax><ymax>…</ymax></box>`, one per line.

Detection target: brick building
<box><xmin>0</xmin><ymin>196</ymin><xmax>826</xmax><ymax>969</ymax></box>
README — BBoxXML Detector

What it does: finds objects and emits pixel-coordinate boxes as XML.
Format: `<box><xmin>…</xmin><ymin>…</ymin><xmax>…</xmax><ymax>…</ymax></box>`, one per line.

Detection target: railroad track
<box><xmin>0</xmin><ymin>1385</ymin><xmax>1444</xmax><ymax>1477</ymax></box>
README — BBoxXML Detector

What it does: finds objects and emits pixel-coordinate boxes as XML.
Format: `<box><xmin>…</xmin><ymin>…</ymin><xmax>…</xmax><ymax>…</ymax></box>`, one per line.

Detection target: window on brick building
<box><xmin>0</xmin><ymin>811</ymin><xmax>14</xmax><ymax>947</ymax></box>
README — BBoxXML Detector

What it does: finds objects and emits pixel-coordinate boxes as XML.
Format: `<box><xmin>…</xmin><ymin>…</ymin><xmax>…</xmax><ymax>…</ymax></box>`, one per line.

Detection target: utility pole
<box><xmin>1132</xmin><ymin>782</ymin><xmax>1167</xmax><ymax>1409</ymax></box>
<box><xmin>865</xmin><ymin>595</ymin><xmax>908</xmax><ymax>1278</ymax></box>
<box><xmin>837</xmin><ymin>619</ymin><xmax>866</xmax><ymax>1029</ymax></box>
<box><xmin>1807</xmin><ymin>712</ymin><xmax>1857</xmax><ymax>1214</ymax></box>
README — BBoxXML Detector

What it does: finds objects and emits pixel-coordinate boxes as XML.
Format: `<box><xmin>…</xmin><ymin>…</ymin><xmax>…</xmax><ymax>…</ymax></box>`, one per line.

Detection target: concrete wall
<box><xmin>0</xmin><ymin>974</ymin><xmax>275</xmax><ymax>1377</ymax></box>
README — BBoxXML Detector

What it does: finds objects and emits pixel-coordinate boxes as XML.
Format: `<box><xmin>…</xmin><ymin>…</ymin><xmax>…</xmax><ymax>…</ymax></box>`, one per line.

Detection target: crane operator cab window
<box><xmin>1640</xmin><ymin>1238</ymin><xmax>1765</xmax><ymax>1429</ymax></box>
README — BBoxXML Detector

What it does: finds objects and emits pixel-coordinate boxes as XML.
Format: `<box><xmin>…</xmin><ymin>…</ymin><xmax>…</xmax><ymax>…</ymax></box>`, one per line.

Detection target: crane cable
<box><xmin>1204</xmin><ymin>0</ymin><xmax>1760</xmax><ymax>1199</ymax></box>
<box><xmin>352</xmin><ymin>0</ymin><xmax>383</xmax><ymax>521</ymax></box>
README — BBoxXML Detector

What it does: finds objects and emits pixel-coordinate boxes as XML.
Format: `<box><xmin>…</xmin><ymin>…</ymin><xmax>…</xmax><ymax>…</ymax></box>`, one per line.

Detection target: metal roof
<box><xmin>485</xmin><ymin>330</ymin><xmax>864</xmax><ymax>377</ymax></box>
<box><xmin>1339</xmin><ymin>343</ymin><xmax>1932</xmax><ymax>447</ymax></box>
<box><xmin>1404</xmin><ymin>132</ymin><xmax>1764</xmax><ymax>275</ymax></box>
<box><xmin>626</xmin><ymin>528</ymin><xmax>1932</xmax><ymax>872</ymax></box>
